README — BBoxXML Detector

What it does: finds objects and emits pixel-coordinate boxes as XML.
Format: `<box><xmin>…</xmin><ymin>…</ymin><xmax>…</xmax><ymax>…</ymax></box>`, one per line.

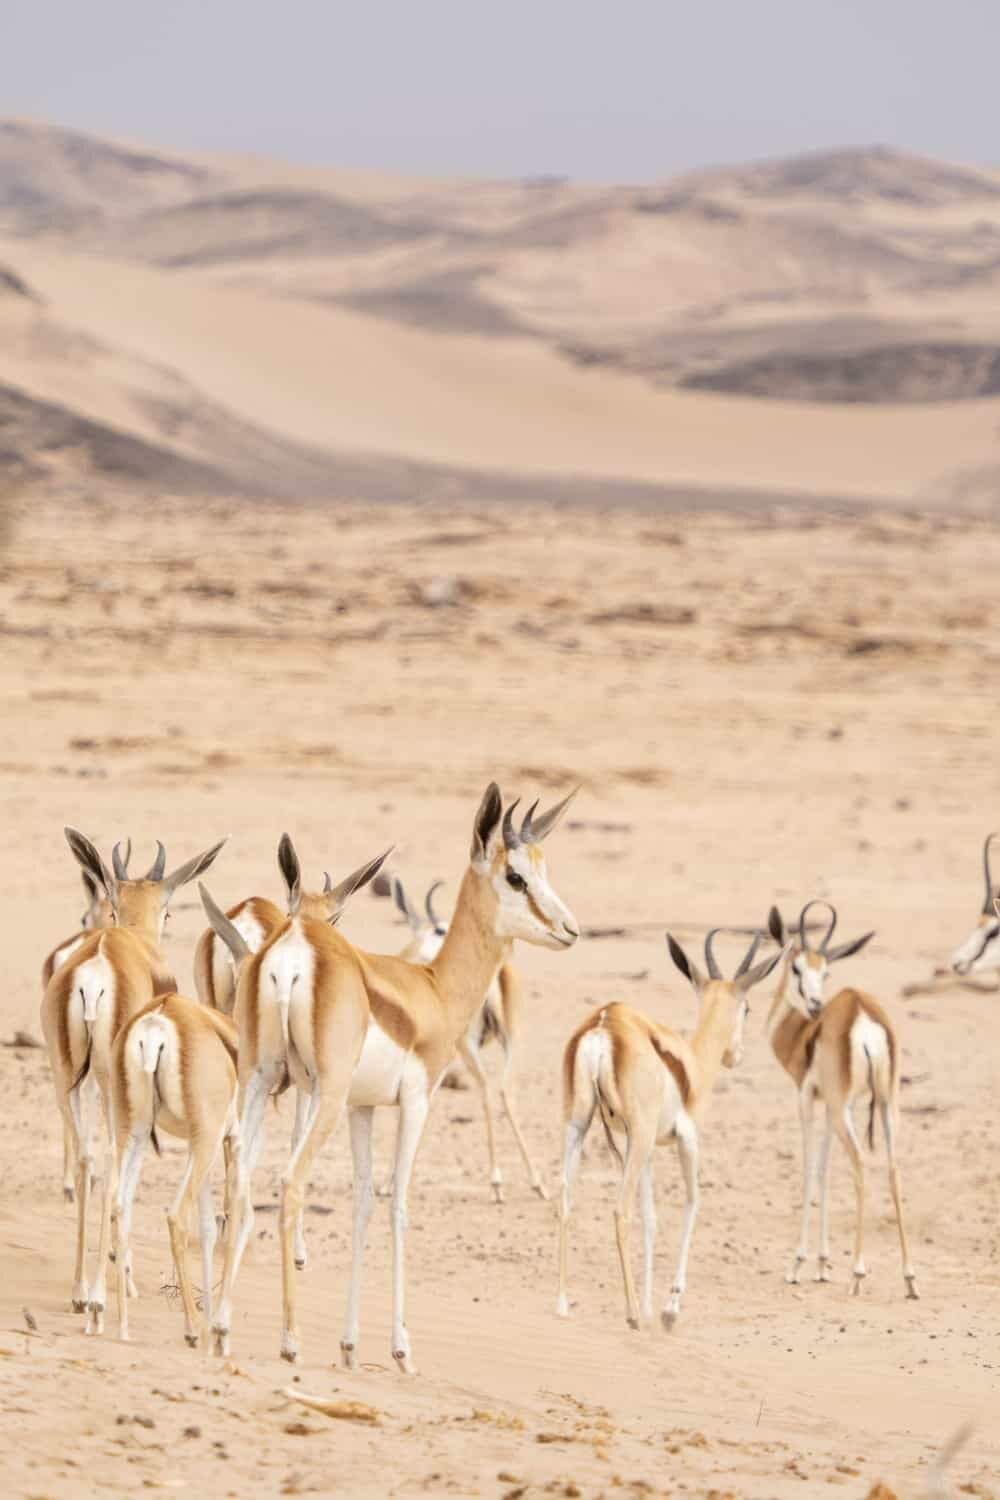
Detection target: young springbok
<box><xmin>204</xmin><ymin>785</ymin><xmax>579</xmax><ymax>1371</ymax></box>
<box><xmin>557</xmin><ymin>929</ymin><xmax>781</xmax><ymax>1330</ymax></box>
<box><xmin>766</xmin><ymin>903</ymin><xmax>919</xmax><ymax>1299</ymax></box>
<box><xmin>903</xmin><ymin>833</ymin><xmax>1000</xmax><ymax>997</ymax></box>
<box><xmin>111</xmin><ymin>994</ymin><xmax>239</xmax><ymax>1347</ymax></box>
<box><xmin>40</xmin><ymin>829</ymin><xmax>227</xmax><ymax>1333</ymax></box>
<box><xmin>391</xmin><ymin>875</ymin><xmax>547</xmax><ymax>1202</ymax></box>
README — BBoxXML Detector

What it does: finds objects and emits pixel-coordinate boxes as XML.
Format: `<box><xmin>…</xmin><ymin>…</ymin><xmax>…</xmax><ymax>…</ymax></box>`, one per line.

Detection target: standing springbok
<box><xmin>40</xmin><ymin>829</ymin><xmax>227</xmax><ymax>1333</ymax></box>
<box><xmin>111</xmin><ymin>994</ymin><xmax>239</xmax><ymax>1347</ymax></box>
<box><xmin>203</xmin><ymin>784</ymin><xmax>579</xmax><ymax>1371</ymax></box>
<box><xmin>903</xmin><ymin>833</ymin><xmax>1000</xmax><ymax>997</ymax></box>
<box><xmin>557</xmin><ymin>929</ymin><xmax>781</xmax><ymax>1330</ymax></box>
<box><xmin>391</xmin><ymin>875</ymin><xmax>547</xmax><ymax>1202</ymax></box>
<box><xmin>766</xmin><ymin>903</ymin><xmax>919</xmax><ymax>1299</ymax></box>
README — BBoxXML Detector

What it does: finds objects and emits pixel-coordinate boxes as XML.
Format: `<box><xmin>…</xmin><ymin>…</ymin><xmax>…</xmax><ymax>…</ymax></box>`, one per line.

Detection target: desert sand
<box><xmin>1</xmin><ymin>491</ymin><xmax>999</xmax><ymax>1498</ymax></box>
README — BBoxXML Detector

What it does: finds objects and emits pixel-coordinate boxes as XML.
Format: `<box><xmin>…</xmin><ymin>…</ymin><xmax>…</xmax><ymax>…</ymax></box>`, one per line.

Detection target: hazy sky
<box><xmin>4</xmin><ymin>0</ymin><xmax>998</xmax><ymax>179</ymax></box>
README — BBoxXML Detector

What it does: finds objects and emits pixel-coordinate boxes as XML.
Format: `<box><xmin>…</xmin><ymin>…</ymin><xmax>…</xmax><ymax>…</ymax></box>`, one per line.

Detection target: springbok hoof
<box><xmin>532</xmin><ymin>1182</ymin><xmax>550</xmax><ymax>1202</ymax></box>
<box><xmin>850</xmin><ymin>1273</ymin><xmax>866</xmax><ymax>1298</ymax></box>
<box><xmin>491</xmin><ymin>1183</ymin><xmax>504</xmax><ymax>1206</ymax></box>
<box><xmin>340</xmin><ymin>1340</ymin><xmax>357</xmax><ymax>1370</ymax></box>
<box><xmin>63</xmin><ymin>1186</ymin><xmax>75</xmax><ymax>1204</ymax></box>
<box><xmin>184</xmin><ymin>1332</ymin><xmax>198</xmax><ymax>1349</ymax></box>
<box><xmin>280</xmin><ymin>1333</ymin><xmax>299</xmax><ymax>1364</ymax></box>
<box><xmin>661</xmin><ymin>1308</ymin><xmax>679</xmax><ymax>1331</ymax></box>
<box><xmin>905</xmin><ymin>1275</ymin><xmax>920</xmax><ymax>1301</ymax></box>
<box><xmin>212</xmin><ymin>1329</ymin><xmax>230</xmax><ymax>1358</ymax></box>
<box><xmin>626</xmin><ymin>1314</ymin><xmax>640</xmax><ymax>1331</ymax></box>
<box><xmin>815</xmin><ymin>1259</ymin><xmax>833</xmax><ymax>1283</ymax></box>
<box><xmin>86</xmin><ymin>1302</ymin><xmax>104</xmax><ymax>1336</ymax></box>
<box><xmin>294</xmin><ymin>1255</ymin><xmax>307</xmax><ymax>1271</ymax></box>
<box><xmin>392</xmin><ymin>1348</ymin><xmax>415</xmax><ymax>1375</ymax></box>
<box><xmin>555</xmin><ymin>1293</ymin><xmax>569</xmax><ymax>1318</ymax></box>
<box><xmin>72</xmin><ymin>1297</ymin><xmax>88</xmax><ymax>1314</ymax></box>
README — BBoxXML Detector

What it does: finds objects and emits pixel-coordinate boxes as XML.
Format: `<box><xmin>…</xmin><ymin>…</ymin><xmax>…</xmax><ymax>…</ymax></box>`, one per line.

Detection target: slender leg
<box><xmin>197</xmin><ymin>1175</ymin><xmax>218</xmax><ymax>1332</ymax></box>
<box><xmin>65</xmin><ymin>1084</ymin><xmax>92</xmax><ymax>1313</ymax></box>
<box><xmin>556</xmin><ymin>1115</ymin><xmax>590</xmax><ymax>1317</ymax></box>
<box><xmin>787</xmin><ymin>1086</ymin><xmax>816</xmax><ymax>1284</ymax></box>
<box><xmin>62</xmin><ymin>1116</ymin><xmax>77</xmax><ymax>1204</ymax></box>
<box><xmin>291</xmin><ymin>1087</ymin><xmax>319</xmax><ymax>1269</ymax></box>
<box><xmin>280</xmin><ymin>1083</ymin><xmax>352</xmax><ymax>1364</ymax></box>
<box><xmin>167</xmin><ymin>1133</ymin><xmax>221</xmax><ymax>1349</ymax></box>
<box><xmin>662</xmin><ymin>1117</ymin><xmax>699</xmax><ymax>1329</ymax></box>
<box><xmin>114</xmin><ymin>1129</ymin><xmax>149</xmax><ymax>1341</ymax></box>
<box><xmin>166</xmin><ymin>1153</ymin><xmax>200</xmax><ymax>1347</ymax></box>
<box><xmin>815</xmin><ymin>1124</ymin><xmax>834</xmax><ymax>1281</ymax></box>
<box><xmin>86</xmin><ymin>1082</ymin><xmax>118</xmax><ymax>1336</ymax></box>
<box><xmin>638</xmin><ymin>1160</ymin><xmax>657</xmax><ymax>1321</ymax></box>
<box><xmin>881</xmin><ymin>1101</ymin><xmax>919</xmax><ymax>1300</ymax></box>
<box><xmin>212</xmin><ymin>1065</ymin><xmax>274</xmax><ymax>1356</ymax></box>
<box><xmin>499</xmin><ymin>1042</ymin><xmax>548</xmax><ymax>1200</ymax></box>
<box><xmin>832</xmin><ymin>1105</ymin><xmax>867</xmax><ymax>1295</ymax></box>
<box><xmin>614</xmin><ymin>1127</ymin><xmax>653</xmax><ymax>1330</ymax></box>
<box><xmin>457</xmin><ymin>1036</ymin><xmax>503</xmax><ymax>1203</ymax></box>
<box><xmin>390</xmin><ymin>1088</ymin><xmax>431</xmax><ymax>1373</ymax></box>
<box><xmin>340</xmin><ymin>1107</ymin><xmax>375</xmax><ymax>1369</ymax></box>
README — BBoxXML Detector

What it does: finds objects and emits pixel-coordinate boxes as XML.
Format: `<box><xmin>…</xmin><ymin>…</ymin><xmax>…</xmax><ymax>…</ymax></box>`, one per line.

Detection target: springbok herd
<box><xmin>36</xmin><ymin>788</ymin><xmax>1000</xmax><ymax>1372</ymax></box>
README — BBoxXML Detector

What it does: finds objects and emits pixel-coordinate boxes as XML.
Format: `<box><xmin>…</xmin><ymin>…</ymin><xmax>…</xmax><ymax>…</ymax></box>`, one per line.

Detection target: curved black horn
<box><xmin>983</xmin><ymin>833</ymin><xmax>999</xmax><ymax>916</ymax></box>
<box><xmin>519</xmin><ymin>799</ymin><xmax>540</xmax><ymax>843</ymax></box>
<box><xmin>425</xmin><ymin>880</ymin><xmax>445</xmax><ymax>928</ymax></box>
<box><xmin>323</xmin><ymin>871</ymin><xmax>332</xmax><ymax>894</ymax></box>
<box><xmin>521</xmin><ymin>786</ymin><xmax>579</xmax><ymax>843</ymax></box>
<box><xmin>703</xmin><ymin>928</ymin><xmax>723</xmax><ymax>980</ymax></box>
<box><xmin>112</xmin><ymin>841</ymin><xmax>129</xmax><ymax>882</ymax></box>
<box><xmin>502</xmin><ymin>800</ymin><xmax>522</xmax><ymax>851</ymax></box>
<box><xmin>799</xmin><ymin>899</ymin><xmax>837</xmax><ymax>954</ymax></box>
<box><xmin>145</xmin><ymin>841</ymin><xmax>167</xmax><ymax>882</ymax></box>
<box><xmin>734</xmin><ymin>930</ymin><xmax>763</xmax><ymax>978</ymax></box>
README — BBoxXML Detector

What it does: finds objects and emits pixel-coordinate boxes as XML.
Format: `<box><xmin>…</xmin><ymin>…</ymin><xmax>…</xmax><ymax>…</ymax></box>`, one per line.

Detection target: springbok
<box><xmin>766</xmin><ymin>903</ymin><xmax>919</xmax><ymax>1299</ymax></box>
<box><xmin>557</xmin><ymin>928</ymin><xmax>781</xmax><ymax>1330</ymax></box>
<box><xmin>203</xmin><ymin>784</ymin><xmax>579</xmax><ymax>1371</ymax></box>
<box><xmin>903</xmin><ymin>833</ymin><xmax>1000</xmax><ymax>997</ymax></box>
<box><xmin>111</xmin><ymin>994</ymin><xmax>239</xmax><ymax>1347</ymax></box>
<box><xmin>391</xmin><ymin>875</ymin><xmax>547</xmax><ymax>1202</ymax></box>
<box><xmin>40</xmin><ymin>829</ymin><xmax>227</xmax><ymax>1333</ymax></box>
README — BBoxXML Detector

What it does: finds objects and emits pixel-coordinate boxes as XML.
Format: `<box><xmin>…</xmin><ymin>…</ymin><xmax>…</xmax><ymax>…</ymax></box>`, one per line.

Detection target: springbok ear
<box><xmin>278</xmin><ymin>833</ymin><xmax>302</xmax><ymax>915</ymax></box>
<box><xmin>826</xmin><ymin>931</ymin><xmax>875</xmax><ymax>964</ymax></box>
<box><xmin>471</xmin><ymin>783</ymin><xmax>503</xmax><ymax>864</ymax></box>
<box><xmin>327</xmin><ymin>848</ymin><xmax>394</xmax><ymax>925</ymax></box>
<box><xmin>198</xmin><ymin>883</ymin><xmax>250</xmax><ymax>964</ymax></box>
<box><xmin>81</xmin><ymin>868</ymin><xmax>100</xmax><ymax>903</ymax></box>
<box><xmin>391</xmin><ymin>876</ymin><xmax>419</xmax><ymax>931</ymax></box>
<box><xmin>767</xmin><ymin>906</ymin><xmax>786</xmax><ymax>946</ymax></box>
<box><xmin>666</xmin><ymin>933</ymin><xmax>704</xmax><ymax>990</ymax></box>
<box><xmin>160</xmin><ymin>837</ymin><xmax>229</xmax><ymax>905</ymax></box>
<box><xmin>737</xmin><ymin>949</ymin><xmax>785</xmax><ymax>993</ymax></box>
<box><xmin>65</xmin><ymin>827</ymin><xmax>116</xmax><ymax>908</ymax></box>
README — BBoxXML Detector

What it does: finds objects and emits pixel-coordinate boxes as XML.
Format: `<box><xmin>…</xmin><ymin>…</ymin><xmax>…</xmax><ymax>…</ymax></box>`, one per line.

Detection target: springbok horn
<box><xmin>146</xmin><ymin>840</ymin><xmax>167</xmax><ymax>882</ymax></box>
<box><xmin>323</xmin><ymin>871</ymin><xmax>333</xmax><ymax>894</ymax></box>
<box><xmin>983</xmin><ymin>833</ymin><xmax>999</xmax><ymax>916</ymax></box>
<box><xmin>734</xmin><ymin>930</ymin><xmax>763</xmax><ymax>978</ymax></box>
<box><xmin>425</xmin><ymin>880</ymin><xmax>445</xmax><ymax>928</ymax></box>
<box><xmin>502</xmin><ymin>801</ymin><xmax>522</xmax><ymax>851</ymax></box>
<box><xmin>703</xmin><ymin>928</ymin><xmax>723</xmax><ymax>980</ymax></box>
<box><xmin>521</xmin><ymin>786</ymin><xmax>579</xmax><ymax>843</ymax></box>
<box><xmin>112</xmin><ymin>842</ymin><xmax>129</xmax><ymax>882</ymax></box>
<box><xmin>798</xmin><ymin>899</ymin><xmax>837</xmax><ymax>954</ymax></box>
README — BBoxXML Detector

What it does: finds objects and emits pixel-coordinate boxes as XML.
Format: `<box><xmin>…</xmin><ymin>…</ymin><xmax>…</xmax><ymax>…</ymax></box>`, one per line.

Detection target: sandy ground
<box><xmin>1</xmin><ymin>494</ymin><xmax>999</xmax><ymax>1498</ymax></box>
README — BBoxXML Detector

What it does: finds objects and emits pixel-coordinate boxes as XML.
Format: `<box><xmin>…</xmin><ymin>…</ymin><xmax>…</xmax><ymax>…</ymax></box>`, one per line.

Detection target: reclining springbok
<box><xmin>391</xmin><ymin>875</ymin><xmax>547</xmax><ymax>1202</ymax></box>
<box><xmin>767</xmin><ymin>902</ymin><xmax>918</xmax><ymax>1299</ymax></box>
<box><xmin>202</xmin><ymin>784</ymin><xmax>579</xmax><ymax>1371</ymax></box>
<box><xmin>557</xmin><ymin>928</ymin><xmax>781</xmax><ymax>1330</ymax></box>
<box><xmin>40</xmin><ymin>830</ymin><xmax>227</xmax><ymax>1333</ymax></box>
<box><xmin>903</xmin><ymin>833</ymin><xmax>1000</xmax><ymax>997</ymax></box>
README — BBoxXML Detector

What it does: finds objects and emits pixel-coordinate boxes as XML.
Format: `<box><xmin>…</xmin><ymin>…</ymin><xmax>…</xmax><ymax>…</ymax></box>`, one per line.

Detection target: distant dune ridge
<box><xmin>1</xmin><ymin>119</ymin><xmax>1000</xmax><ymax>510</ymax></box>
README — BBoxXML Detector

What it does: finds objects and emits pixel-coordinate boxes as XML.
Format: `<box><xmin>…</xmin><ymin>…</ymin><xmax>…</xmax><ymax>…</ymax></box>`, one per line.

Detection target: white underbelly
<box><xmin>347</xmin><ymin>1019</ymin><xmax>410</xmax><ymax>1107</ymax></box>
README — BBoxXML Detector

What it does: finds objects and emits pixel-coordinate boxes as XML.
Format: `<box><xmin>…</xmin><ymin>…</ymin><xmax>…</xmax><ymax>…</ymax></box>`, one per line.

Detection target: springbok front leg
<box><xmin>814</xmin><ymin>1124</ymin><xmax>834</xmax><ymax>1281</ymax></box>
<box><xmin>390</xmin><ymin>1087</ymin><xmax>430</xmax><ymax>1374</ymax></box>
<box><xmin>499</xmin><ymin>1044</ymin><xmax>548</xmax><ymax>1200</ymax></box>
<box><xmin>787</xmin><ymin>1085</ymin><xmax>816</xmax><ymax>1284</ymax></box>
<box><xmin>662</xmin><ymin>1116</ymin><xmax>699</xmax><ymax>1330</ymax></box>
<box><xmin>556</xmin><ymin>1114</ymin><xmax>590</xmax><ymax>1318</ymax></box>
<box><xmin>613</xmin><ymin>1121</ymin><xmax>656</xmax><ymax>1330</ymax></box>
<box><xmin>166</xmin><ymin>1131</ymin><xmax>221</xmax><ymax>1349</ymax></box>
<box><xmin>638</xmin><ymin>1160</ymin><xmax>657</xmax><ymax>1322</ymax></box>
<box><xmin>341</xmin><ymin>1106</ymin><xmax>375</xmax><ymax>1369</ymax></box>
<box><xmin>832</xmin><ymin>1105</ymin><xmax>867</xmax><ymax>1296</ymax></box>
<box><xmin>456</xmin><ymin>1036</ymin><xmax>503</xmax><ymax>1203</ymax></box>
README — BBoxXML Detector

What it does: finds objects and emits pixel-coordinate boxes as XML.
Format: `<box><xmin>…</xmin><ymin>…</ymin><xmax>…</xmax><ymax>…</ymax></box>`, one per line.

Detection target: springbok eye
<box><xmin>506</xmin><ymin>870</ymin><xmax>527</xmax><ymax>892</ymax></box>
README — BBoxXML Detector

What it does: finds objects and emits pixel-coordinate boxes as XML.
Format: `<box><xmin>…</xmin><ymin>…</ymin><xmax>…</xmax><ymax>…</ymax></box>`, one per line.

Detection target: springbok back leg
<box><xmin>663</xmin><ymin>1116</ymin><xmax>699</xmax><ymax>1329</ymax></box>
<box><xmin>556</xmin><ymin>1111</ymin><xmax>591</xmax><ymax>1317</ymax></box>
<box><xmin>341</xmin><ymin>1106</ymin><xmax>375</xmax><ymax>1369</ymax></box>
<box><xmin>881</xmin><ymin>1101</ymin><xmax>919</xmax><ymax>1300</ymax></box>
<box><xmin>499</xmin><ymin>1043</ymin><xmax>548</xmax><ymax>1200</ymax></box>
<box><xmin>457</xmin><ymin>1037</ymin><xmax>503</xmax><ymax>1203</ymax></box>
<box><xmin>787</xmin><ymin>1086</ymin><xmax>816</xmax><ymax>1284</ymax></box>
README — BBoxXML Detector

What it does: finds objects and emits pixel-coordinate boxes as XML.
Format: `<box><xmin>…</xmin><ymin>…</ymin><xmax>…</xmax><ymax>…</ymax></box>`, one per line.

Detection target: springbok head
<box><xmin>949</xmin><ymin>833</ymin><xmax>1000</xmax><ymax>976</ymax></box>
<box><xmin>65</xmin><ymin>827</ymin><xmax>228</xmax><ymax>940</ymax></box>
<box><xmin>667</xmin><ymin>928</ymin><xmax>783</xmax><ymax>1068</ymax></box>
<box><xmin>768</xmin><ymin>901</ymin><xmax>874</xmax><ymax>1018</ymax></box>
<box><xmin>470</xmin><ymin>782</ymin><xmax>580</xmax><ymax>951</ymax></box>
<box><xmin>276</xmin><ymin>834</ymin><xmax>392</xmax><ymax>926</ymax></box>
<box><xmin>392</xmin><ymin>876</ymin><xmax>447</xmax><ymax>961</ymax></box>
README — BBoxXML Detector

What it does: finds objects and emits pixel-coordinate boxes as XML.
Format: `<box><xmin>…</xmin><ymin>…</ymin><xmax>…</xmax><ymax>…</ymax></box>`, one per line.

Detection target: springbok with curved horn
<box><xmin>391</xmin><ymin>874</ymin><xmax>547</xmax><ymax>1203</ymax></box>
<box><xmin>40</xmin><ymin>830</ymin><xmax>227</xmax><ymax>1333</ymax></box>
<box><xmin>766</xmin><ymin>903</ymin><xmax>919</xmax><ymax>1299</ymax></box>
<box><xmin>204</xmin><ymin>784</ymin><xmax>579</xmax><ymax>1370</ymax></box>
<box><xmin>111</xmin><ymin>994</ymin><xmax>239</xmax><ymax>1347</ymax></box>
<box><xmin>557</xmin><ymin>928</ymin><xmax>782</xmax><ymax>1330</ymax></box>
<box><xmin>903</xmin><ymin>833</ymin><xmax>1000</xmax><ymax>997</ymax></box>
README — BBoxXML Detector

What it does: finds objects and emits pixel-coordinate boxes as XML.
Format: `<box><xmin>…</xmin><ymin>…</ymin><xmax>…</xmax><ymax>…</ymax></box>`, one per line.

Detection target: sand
<box><xmin>1</xmin><ymin>493</ymin><xmax>998</xmax><ymax>1498</ymax></box>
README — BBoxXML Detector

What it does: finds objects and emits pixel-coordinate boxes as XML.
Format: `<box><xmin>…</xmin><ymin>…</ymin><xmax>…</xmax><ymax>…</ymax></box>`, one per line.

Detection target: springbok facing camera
<box><xmin>557</xmin><ymin>929</ymin><xmax>781</xmax><ymax>1331</ymax></box>
<box><xmin>203</xmin><ymin>784</ymin><xmax>578</xmax><ymax>1372</ymax></box>
<box><xmin>40</xmin><ymin>830</ymin><xmax>227</xmax><ymax>1333</ymax></box>
<box><xmin>903</xmin><ymin>833</ymin><xmax>1000</xmax><ymax>997</ymax></box>
<box><xmin>391</xmin><ymin>875</ymin><xmax>548</xmax><ymax>1202</ymax></box>
<box><xmin>111</xmin><ymin>994</ymin><xmax>239</xmax><ymax>1347</ymax></box>
<box><xmin>766</xmin><ymin>903</ymin><xmax>919</xmax><ymax>1300</ymax></box>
